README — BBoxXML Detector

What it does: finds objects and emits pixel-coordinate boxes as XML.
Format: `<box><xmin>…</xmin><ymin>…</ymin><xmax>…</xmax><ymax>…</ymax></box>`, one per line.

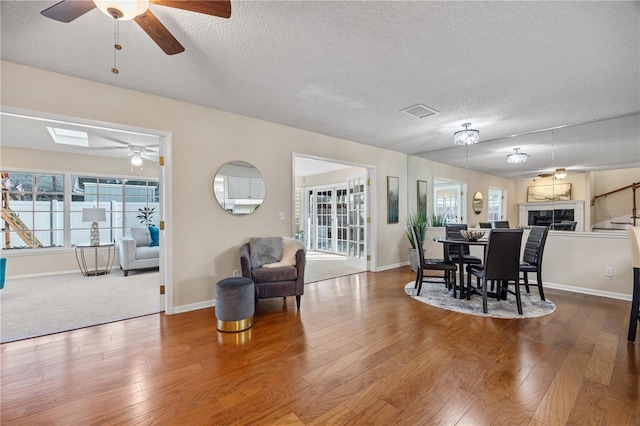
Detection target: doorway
<box><xmin>293</xmin><ymin>155</ymin><xmax>372</xmax><ymax>282</ymax></box>
<box><xmin>0</xmin><ymin>109</ymin><xmax>172</xmax><ymax>341</ymax></box>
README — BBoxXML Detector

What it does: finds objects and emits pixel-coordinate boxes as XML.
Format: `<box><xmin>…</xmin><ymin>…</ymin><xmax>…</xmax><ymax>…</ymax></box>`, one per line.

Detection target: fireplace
<box><xmin>519</xmin><ymin>201</ymin><xmax>584</xmax><ymax>231</ymax></box>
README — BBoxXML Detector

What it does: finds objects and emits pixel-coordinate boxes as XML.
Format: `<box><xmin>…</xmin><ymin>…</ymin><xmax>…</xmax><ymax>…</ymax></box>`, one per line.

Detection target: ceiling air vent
<box><xmin>401</xmin><ymin>104</ymin><xmax>438</xmax><ymax>119</ymax></box>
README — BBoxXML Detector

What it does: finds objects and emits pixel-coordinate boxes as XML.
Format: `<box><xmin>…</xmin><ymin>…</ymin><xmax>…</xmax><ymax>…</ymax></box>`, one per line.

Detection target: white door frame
<box><xmin>1</xmin><ymin>107</ymin><xmax>174</xmax><ymax>314</ymax></box>
<box><xmin>292</xmin><ymin>153</ymin><xmax>376</xmax><ymax>271</ymax></box>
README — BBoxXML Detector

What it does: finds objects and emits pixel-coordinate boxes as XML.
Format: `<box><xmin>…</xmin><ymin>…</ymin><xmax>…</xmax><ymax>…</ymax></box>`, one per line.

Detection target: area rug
<box><xmin>404</xmin><ymin>281</ymin><xmax>556</xmax><ymax>319</ymax></box>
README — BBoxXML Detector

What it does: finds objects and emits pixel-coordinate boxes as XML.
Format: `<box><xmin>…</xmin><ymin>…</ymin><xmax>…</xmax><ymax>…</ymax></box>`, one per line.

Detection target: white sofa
<box><xmin>118</xmin><ymin>226</ymin><xmax>159</xmax><ymax>276</ymax></box>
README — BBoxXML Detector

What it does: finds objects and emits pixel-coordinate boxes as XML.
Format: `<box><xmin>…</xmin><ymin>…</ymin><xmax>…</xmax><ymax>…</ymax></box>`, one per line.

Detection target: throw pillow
<box><xmin>131</xmin><ymin>226</ymin><xmax>152</xmax><ymax>247</ymax></box>
<box><xmin>148</xmin><ymin>226</ymin><xmax>160</xmax><ymax>247</ymax></box>
<box><xmin>250</xmin><ymin>237</ymin><xmax>283</xmax><ymax>268</ymax></box>
<box><xmin>262</xmin><ymin>238</ymin><xmax>304</xmax><ymax>268</ymax></box>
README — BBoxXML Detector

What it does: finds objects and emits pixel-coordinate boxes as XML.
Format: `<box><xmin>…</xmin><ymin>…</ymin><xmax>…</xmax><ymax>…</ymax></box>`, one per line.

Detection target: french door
<box><xmin>347</xmin><ymin>173</ymin><xmax>366</xmax><ymax>261</ymax></box>
<box><xmin>306</xmin><ymin>177</ymin><xmax>367</xmax><ymax>264</ymax></box>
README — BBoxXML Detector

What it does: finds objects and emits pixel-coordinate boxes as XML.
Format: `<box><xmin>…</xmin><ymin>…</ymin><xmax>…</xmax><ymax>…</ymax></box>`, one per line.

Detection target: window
<box><xmin>1</xmin><ymin>171</ymin><xmax>158</xmax><ymax>250</ymax></box>
<box><xmin>1</xmin><ymin>172</ymin><xmax>64</xmax><ymax>249</ymax></box>
<box><xmin>434</xmin><ymin>179</ymin><xmax>464</xmax><ymax>223</ymax></box>
<box><xmin>71</xmin><ymin>176</ymin><xmax>159</xmax><ymax>245</ymax></box>
<box><xmin>488</xmin><ymin>187</ymin><xmax>505</xmax><ymax>222</ymax></box>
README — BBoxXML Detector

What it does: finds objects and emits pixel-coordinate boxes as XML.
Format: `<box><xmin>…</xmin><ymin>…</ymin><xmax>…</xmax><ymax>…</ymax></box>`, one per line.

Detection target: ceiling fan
<box><xmin>534</xmin><ymin>168</ymin><xmax>568</xmax><ymax>180</ymax></box>
<box><xmin>41</xmin><ymin>0</ymin><xmax>231</xmax><ymax>55</ymax></box>
<box><xmin>83</xmin><ymin>135</ymin><xmax>159</xmax><ymax>162</ymax></box>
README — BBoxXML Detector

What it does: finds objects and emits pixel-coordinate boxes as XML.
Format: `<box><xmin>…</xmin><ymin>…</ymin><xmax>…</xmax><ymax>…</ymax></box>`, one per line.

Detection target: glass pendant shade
<box><xmin>94</xmin><ymin>0</ymin><xmax>149</xmax><ymax>20</ymax></box>
<box><xmin>453</xmin><ymin>123</ymin><xmax>480</xmax><ymax>146</ymax></box>
<box><xmin>554</xmin><ymin>168</ymin><xmax>567</xmax><ymax>179</ymax></box>
<box><xmin>507</xmin><ymin>148</ymin><xmax>529</xmax><ymax>164</ymax></box>
<box><xmin>131</xmin><ymin>154</ymin><xmax>143</xmax><ymax>167</ymax></box>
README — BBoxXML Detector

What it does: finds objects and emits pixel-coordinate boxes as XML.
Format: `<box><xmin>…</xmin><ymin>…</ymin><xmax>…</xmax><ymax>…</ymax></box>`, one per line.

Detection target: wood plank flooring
<box><xmin>2</xmin><ymin>267</ymin><xmax>639</xmax><ymax>425</ymax></box>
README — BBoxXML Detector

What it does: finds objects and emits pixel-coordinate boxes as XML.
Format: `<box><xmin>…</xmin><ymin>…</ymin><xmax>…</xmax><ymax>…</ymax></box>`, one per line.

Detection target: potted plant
<box><xmin>431</xmin><ymin>211</ymin><xmax>446</xmax><ymax>227</ymax></box>
<box><xmin>136</xmin><ymin>207</ymin><xmax>156</xmax><ymax>226</ymax></box>
<box><xmin>406</xmin><ymin>209</ymin><xmax>428</xmax><ymax>271</ymax></box>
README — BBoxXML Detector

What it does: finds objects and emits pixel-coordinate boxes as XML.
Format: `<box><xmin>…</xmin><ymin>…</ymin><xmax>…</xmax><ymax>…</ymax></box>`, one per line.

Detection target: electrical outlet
<box><xmin>277</xmin><ymin>211</ymin><xmax>285</xmax><ymax>221</ymax></box>
<box><xmin>604</xmin><ymin>266</ymin><xmax>613</xmax><ymax>277</ymax></box>
<box><xmin>233</xmin><ymin>269</ymin><xmax>239</xmax><ymax>277</ymax></box>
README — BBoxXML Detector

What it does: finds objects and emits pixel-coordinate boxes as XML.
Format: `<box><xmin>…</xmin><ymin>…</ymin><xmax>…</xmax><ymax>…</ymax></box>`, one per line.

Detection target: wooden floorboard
<box><xmin>1</xmin><ymin>267</ymin><xmax>639</xmax><ymax>425</ymax></box>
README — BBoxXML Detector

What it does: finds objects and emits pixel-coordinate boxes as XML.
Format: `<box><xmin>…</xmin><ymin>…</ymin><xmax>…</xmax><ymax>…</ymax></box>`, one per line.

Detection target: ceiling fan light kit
<box><xmin>94</xmin><ymin>0</ymin><xmax>149</xmax><ymax>20</ymax></box>
<box><xmin>554</xmin><ymin>168</ymin><xmax>567</xmax><ymax>179</ymax></box>
<box><xmin>129</xmin><ymin>145</ymin><xmax>144</xmax><ymax>167</ymax></box>
<box><xmin>453</xmin><ymin>123</ymin><xmax>480</xmax><ymax>146</ymax></box>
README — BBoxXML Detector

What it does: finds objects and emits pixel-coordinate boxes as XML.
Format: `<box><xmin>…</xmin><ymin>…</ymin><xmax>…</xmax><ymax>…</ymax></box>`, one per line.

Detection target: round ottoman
<box><xmin>216</xmin><ymin>277</ymin><xmax>255</xmax><ymax>332</ymax></box>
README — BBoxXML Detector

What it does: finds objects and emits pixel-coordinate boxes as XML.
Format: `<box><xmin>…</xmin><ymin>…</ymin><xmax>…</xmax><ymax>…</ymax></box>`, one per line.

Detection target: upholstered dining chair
<box><xmin>519</xmin><ymin>225</ymin><xmax>550</xmax><ymax>301</ymax></box>
<box><xmin>479</xmin><ymin>222</ymin><xmax>492</xmax><ymax>229</ymax></box>
<box><xmin>627</xmin><ymin>226</ymin><xmax>640</xmax><ymax>343</ymax></box>
<box><xmin>411</xmin><ymin>226</ymin><xmax>457</xmax><ymax>296</ymax></box>
<box><xmin>491</xmin><ymin>220</ymin><xmax>510</xmax><ymax>228</ymax></box>
<box><xmin>467</xmin><ymin>229</ymin><xmax>524</xmax><ymax>314</ymax></box>
<box><xmin>443</xmin><ymin>224</ymin><xmax>483</xmax><ymax>266</ymax></box>
<box><xmin>443</xmin><ymin>224</ymin><xmax>483</xmax><ymax>297</ymax></box>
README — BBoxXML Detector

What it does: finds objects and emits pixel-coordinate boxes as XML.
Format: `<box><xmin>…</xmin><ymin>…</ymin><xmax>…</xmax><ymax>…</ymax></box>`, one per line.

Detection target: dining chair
<box><xmin>491</xmin><ymin>220</ymin><xmax>510</xmax><ymax>228</ymax></box>
<box><xmin>411</xmin><ymin>226</ymin><xmax>457</xmax><ymax>296</ymax></box>
<box><xmin>443</xmin><ymin>224</ymin><xmax>483</xmax><ymax>265</ymax></box>
<box><xmin>443</xmin><ymin>224</ymin><xmax>483</xmax><ymax>297</ymax></box>
<box><xmin>467</xmin><ymin>229</ymin><xmax>524</xmax><ymax>314</ymax></box>
<box><xmin>519</xmin><ymin>225</ymin><xmax>549</xmax><ymax>301</ymax></box>
<box><xmin>627</xmin><ymin>226</ymin><xmax>640</xmax><ymax>342</ymax></box>
<box><xmin>479</xmin><ymin>222</ymin><xmax>492</xmax><ymax>229</ymax></box>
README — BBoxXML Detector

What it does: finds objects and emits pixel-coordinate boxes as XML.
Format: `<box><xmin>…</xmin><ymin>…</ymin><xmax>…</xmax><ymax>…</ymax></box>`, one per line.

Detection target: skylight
<box><xmin>46</xmin><ymin>127</ymin><xmax>89</xmax><ymax>147</ymax></box>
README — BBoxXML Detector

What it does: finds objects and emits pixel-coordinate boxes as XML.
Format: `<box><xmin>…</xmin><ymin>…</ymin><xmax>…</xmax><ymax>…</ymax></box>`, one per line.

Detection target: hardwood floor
<box><xmin>2</xmin><ymin>267</ymin><xmax>638</xmax><ymax>425</ymax></box>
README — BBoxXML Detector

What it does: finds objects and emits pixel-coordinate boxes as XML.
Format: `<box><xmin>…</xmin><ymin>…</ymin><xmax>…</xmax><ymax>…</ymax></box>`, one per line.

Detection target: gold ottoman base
<box><xmin>217</xmin><ymin>316</ymin><xmax>254</xmax><ymax>332</ymax></box>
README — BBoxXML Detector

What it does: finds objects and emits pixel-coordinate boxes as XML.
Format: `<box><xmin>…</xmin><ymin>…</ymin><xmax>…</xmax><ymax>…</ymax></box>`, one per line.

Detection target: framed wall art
<box><xmin>417</xmin><ymin>180</ymin><xmax>427</xmax><ymax>221</ymax></box>
<box><xmin>527</xmin><ymin>183</ymin><xmax>572</xmax><ymax>202</ymax></box>
<box><xmin>387</xmin><ymin>176</ymin><xmax>399</xmax><ymax>223</ymax></box>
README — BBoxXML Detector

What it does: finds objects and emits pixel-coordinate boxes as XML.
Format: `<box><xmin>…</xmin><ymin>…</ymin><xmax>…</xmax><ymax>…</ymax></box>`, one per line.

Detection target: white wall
<box><xmin>2</xmin><ymin>61</ymin><xmax>633</xmax><ymax>309</ymax></box>
<box><xmin>1</xmin><ymin>60</ymin><xmax>410</xmax><ymax>309</ymax></box>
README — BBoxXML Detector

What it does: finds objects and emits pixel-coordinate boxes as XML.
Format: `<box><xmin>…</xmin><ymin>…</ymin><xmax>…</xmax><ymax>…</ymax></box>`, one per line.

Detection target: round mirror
<box><xmin>213</xmin><ymin>161</ymin><xmax>265</xmax><ymax>215</ymax></box>
<box><xmin>472</xmin><ymin>191</ymin><xmax>483</xmax><ymax>215</ymax></box>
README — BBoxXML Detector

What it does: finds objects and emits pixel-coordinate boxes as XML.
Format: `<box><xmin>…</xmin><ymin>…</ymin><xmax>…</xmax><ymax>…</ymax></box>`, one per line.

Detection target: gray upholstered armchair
<box><xmin>239</xmin><ymin>237</ymin><xmax>306</xmax><ymax>309</ymax></box>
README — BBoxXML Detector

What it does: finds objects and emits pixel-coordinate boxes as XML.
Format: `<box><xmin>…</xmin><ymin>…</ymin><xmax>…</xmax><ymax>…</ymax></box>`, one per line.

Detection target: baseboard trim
<box><xmin>7</xmin><ymin>269</ymin><xmax>79</xmax><ymax>280</ymax></box>
<box><xmin>173</xmin><ymin>299</ymin><xmax>215</xmax><ymax>314</ymax></box>
<box><xmin>374</xmin><ymin>261</ymin><xmax>409</xmax><ymax>272</ymax></box>
<box><xmin>544</xmin><ymin>282</ymin><xmax>631</xmax><ymax>301</ymax></box>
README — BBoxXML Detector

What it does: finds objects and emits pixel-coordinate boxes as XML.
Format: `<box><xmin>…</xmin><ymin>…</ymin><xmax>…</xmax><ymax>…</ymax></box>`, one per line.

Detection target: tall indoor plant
<box><xmin>406</xmin><ymin>209</ymin><xmax>428</xmax><ymax>271</ymax></box>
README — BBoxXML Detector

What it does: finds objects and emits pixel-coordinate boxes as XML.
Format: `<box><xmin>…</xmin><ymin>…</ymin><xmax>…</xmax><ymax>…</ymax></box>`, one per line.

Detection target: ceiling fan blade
<box><xmin>150</xmin><ymin>0</ymin><xmax>231</xmax><ymax>18</ymax></box>
<box><xmin>134</xmin><ymin>10</ymin><xmax>185</xmax><ymax>55</ymax></box>
<box><xmin>41</xmin><ymin>0</ymin><xmax>96</xmax><ymax>23</ymax></box>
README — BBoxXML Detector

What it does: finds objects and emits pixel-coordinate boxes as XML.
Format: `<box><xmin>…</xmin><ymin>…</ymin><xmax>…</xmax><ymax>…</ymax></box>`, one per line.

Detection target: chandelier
<box><xmin>507</xmin><ymin>148</ymin><xmax>529</xmax><ymax>164</ymax></box>
<box><xmin>453</xmin><ymin>123</ymin><xmax>480</xmax><ymax>146</ymax></box>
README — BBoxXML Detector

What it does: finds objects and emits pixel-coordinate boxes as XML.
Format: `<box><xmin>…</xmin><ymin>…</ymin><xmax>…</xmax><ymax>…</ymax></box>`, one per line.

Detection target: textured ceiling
<box><xmin>1</xmin><ymin>1</ymin><xmax>639</xmax><ymax>178</ymax></box>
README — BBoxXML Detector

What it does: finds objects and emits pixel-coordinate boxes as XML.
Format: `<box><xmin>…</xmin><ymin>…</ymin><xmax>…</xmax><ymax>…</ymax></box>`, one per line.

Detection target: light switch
<box><xmin>277</xmin><ymin>211</ymin><xmax>285</xmax><ymax>221</ymax></box>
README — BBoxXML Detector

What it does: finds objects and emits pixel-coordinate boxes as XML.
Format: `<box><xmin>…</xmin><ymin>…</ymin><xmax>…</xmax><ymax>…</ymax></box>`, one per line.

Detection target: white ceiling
<box><xmin>1</xmin><ymin>1</ymin><xmax>639</xmax><ymax>178</ymax></box>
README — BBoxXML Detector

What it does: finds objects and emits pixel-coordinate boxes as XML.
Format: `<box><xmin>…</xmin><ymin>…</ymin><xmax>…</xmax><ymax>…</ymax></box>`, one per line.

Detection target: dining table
<box><xmin>434</xmin><ymin>237</ymin><xmax>488</xmax><ymax>299</ymax></box>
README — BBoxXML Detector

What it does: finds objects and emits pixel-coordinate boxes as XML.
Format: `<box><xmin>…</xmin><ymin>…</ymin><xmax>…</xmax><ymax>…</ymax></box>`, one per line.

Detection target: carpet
<box><xmin>404</xmin><ymin>281</ymin><xmax>556</xmax><ymax>319</ymax></box>
<box><xmin>1</xmin><ymin>270</ymin><xmax>160</xmax><ymax>343</ymax></box>
<box><xmin>305</xmin><ymin>251</ymin><xmax>366</xmax><ymax>283</ymax></box>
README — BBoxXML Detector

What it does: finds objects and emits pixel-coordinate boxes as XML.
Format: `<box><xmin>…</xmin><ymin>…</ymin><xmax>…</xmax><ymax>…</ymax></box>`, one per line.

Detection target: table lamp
<box><xmin>82</xmin><ymin>208</ymin><xmax>106</xmax><ymax>246</ymax></box>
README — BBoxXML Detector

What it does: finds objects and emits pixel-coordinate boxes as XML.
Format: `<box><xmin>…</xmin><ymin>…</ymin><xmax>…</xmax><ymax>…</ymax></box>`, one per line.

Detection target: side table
<box><xmin>75</xmin><ymin>243</ymin><xmax>116</xmax><ymax>276</ymax></box>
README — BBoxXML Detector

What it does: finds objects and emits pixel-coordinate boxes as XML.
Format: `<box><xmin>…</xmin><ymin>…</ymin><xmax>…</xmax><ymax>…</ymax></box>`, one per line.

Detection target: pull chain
<box><xmin>112</xmin><ymin>19</ymin><xmax>121</xmax><ymax>74</ymax></box>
